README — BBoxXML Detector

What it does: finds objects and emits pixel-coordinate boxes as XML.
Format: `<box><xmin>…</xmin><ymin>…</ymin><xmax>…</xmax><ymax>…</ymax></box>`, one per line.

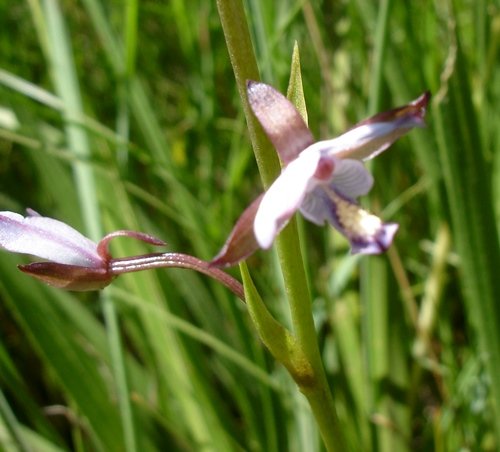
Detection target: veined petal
<box><xmin>317</xmin><ymin>187</ymin><xmax>399</xmax><ymax>254</ymax></box>
<box><xmin>300</xmin><ymin>187</ymin><xmax>331</xmax><ymax>226</ymax></box>
<box><xmin>300</xmin><ymin>158</ymin><xmax>372</xmax><ymax>225</ymax></box>
<box><xmin>328</xmin><ymin>158</ymin><xmax>373</xmax><ymax>198</ymax></box>
<box><xmin>254</xmin><ymin>147</ymin><xmax>324</xmax><ymax>248</ymax></box>
<box><xmin>316</xmin><ymin>91</ymin><xmax>430</xmax><ymax>161</ymax></box>
<box><xmin>0</xmin><ymin>211</ymin><xmax>102</xmax><ymax>266</ymax></box>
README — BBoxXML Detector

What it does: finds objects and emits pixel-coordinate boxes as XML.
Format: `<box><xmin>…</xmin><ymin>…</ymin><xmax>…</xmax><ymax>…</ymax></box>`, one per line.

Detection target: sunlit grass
<box><xmin>0</xmin><ymin>0</ymin><xmax>499</xmax><ymax>450</ymax></box>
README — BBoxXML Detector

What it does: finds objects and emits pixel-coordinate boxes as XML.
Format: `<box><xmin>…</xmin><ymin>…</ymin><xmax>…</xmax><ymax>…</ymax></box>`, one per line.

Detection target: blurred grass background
<box><xmin>0</xmin><ymin>0</ymin><xmax>499</xmax><ymax>450</ymax></box>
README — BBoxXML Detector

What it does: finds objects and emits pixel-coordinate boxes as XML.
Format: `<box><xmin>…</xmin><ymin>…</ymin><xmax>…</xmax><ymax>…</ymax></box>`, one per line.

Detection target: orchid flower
<box><xmin>0</xmin><ymin>210</ymin><xmax>244</xmax><ymax>298</ymax></box>
<box><xmin>0</xmin><ymin>209</ymin><xmax>164</xmax><ymax>290</ymax></box>
<box><xmin>212</xmin><ymin>81</ymin><xmax>430</xmax><ymax>267</ymax></box>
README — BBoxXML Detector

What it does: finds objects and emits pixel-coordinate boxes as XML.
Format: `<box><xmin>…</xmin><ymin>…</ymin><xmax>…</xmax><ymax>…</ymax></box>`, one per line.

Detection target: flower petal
<box><xmin>311</xmin><ymin>187</ymin><xmax>398</xmax><ymax>254</ymax></box>
<box><xmin>300</xmin><ymin>187</ymin><xmax>331</xmax><ymax>226</ymax></box>
<box><xmin>210</xmin><ymin>195</ymin><xmax>263</xmax><ymax>268</ymax></box>
<box><xmin>299</xmin><ymin>159</ymin><xmax>372</xmax><ymax>225</ymax></box>
<box><xmin>254</xmin><ymin>147</ymin><xmax>323</xmax><ymax>248</ymax></box>
<box><xmin>19</xmin><ymin>262</ymin><xmax>114</xmax><ymax>291</ymax></box>
<box><xmin>247</xmin><ymin>81</ymin><xmax>315</xmax><ymax>164</ymax></box>
<box><xmin>328</xmin><ymin>158</ymin><xmax>373</xmax><ymax>198</ymax></box>
<box><xmin>97</xmin><ymin>230</ymin><xmax>166</xmax><ymax>260</ymax></box>
<box><xmin>0</xmin><ymin>211</ymin><xmax>102</xmax><ymax>266</ymax></box>
<box><xmin>315</xmin><ymin>91</ymin><xmax>430</xmax><ymax>161</ymax></box>
<box><xmin>357</xmin><ymin>91</ymin><xmax>430</xmax><ymax>126</ymax></box>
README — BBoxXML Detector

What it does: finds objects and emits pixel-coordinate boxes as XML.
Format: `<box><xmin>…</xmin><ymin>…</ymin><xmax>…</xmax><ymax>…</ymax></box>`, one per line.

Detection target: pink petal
<box><xmin>247</xmin><ymin>81</ymin><xmax>315</xmax><ymax>164</ymax></box>
<box><xmin>0</xmin><ymin>211</ymin><xmax>102</xmax><ymax>267</ymax></box>
<box><xmin>210</xmin><ymin>195</ymin><xmax>263</xmax><ymax>268</ymax></box>
<box><xmin>317</xmin><ymin>91</ymin><xmax>430</xmax><ymax>161</ymax></box>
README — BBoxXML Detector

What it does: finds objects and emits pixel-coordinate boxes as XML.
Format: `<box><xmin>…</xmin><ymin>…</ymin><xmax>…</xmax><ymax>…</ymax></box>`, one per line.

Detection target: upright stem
<box><xmin>216</xmin><ymin>0</ymin><xmax>279</xmax><ymax>188</ymax></box>
<box><xmin>275</xmin><ymin>221</ymin><xmax>347</xmax><ymax>451</ymax></box>
<box><xmin>217</xmin><ymin>0</ymin><xmax>347</xmax><ymax>449</ymax></box>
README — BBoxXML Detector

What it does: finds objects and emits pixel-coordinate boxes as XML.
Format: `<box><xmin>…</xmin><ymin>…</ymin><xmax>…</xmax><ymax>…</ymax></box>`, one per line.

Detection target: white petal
<box><xmin>0</xmin><ymin>211</ymin><xmax>101</xmax><ymax>266</ymax></box>
<box><xmin>254</xmin><ymin>148</ymin><xmax>322</xmax><ymax>248</ymax></box>
<box><xmin>314</xmin><ymin>122</ymin><xmax>406</xmax><ymax>161</ymax></box>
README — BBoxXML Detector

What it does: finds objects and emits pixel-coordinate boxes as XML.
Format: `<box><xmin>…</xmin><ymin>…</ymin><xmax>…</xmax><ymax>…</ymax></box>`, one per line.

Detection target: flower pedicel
<box><xmin>0</xmin><ymin>210</ymin><xmax>243</xmax><ymax>297</ymax></box>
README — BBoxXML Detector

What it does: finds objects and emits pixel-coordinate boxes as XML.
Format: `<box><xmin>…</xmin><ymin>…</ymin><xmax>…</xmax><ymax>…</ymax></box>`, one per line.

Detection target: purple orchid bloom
<box><xmin>0</xmin><ymin>210</ymin><xmax>245</xmax><ymax>298</ymax></box>
<box><xmin>212</xmin><ymin>82</ymin><xmax>430</xmax><ymax>267</ymax></box>
<box><xmin>0</xmin><ymin>209</ymin><xmax>165</xmax><ymax>290</ymax></box>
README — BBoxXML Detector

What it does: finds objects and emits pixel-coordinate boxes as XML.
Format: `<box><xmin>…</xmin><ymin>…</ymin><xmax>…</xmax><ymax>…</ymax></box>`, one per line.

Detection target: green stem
<box><xmin>216</xmin><ymin>0</ymin><xmax>279</xmax><ymax>188</ymax></box>
<box><xmin>217</xmin><ymin>1</ymin><xmax>347</xmax><ymax>449</ymax></box>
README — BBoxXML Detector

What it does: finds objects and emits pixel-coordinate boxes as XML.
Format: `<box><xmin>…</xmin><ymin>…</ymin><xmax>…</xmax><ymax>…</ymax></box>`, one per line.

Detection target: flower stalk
<box><xmin>110</xmin><ymin>253</ymin><xmax>244</xmax><ymax>301</ymax></box>
<box><xmin>0</xmin><ymin>210</ymin><xmax>244</xmax><ymax>300</ymax></box>
<box><xmin>217</xmin><ymin>1</ymin><xmax>347</xmax><ymax>449</ymax></box>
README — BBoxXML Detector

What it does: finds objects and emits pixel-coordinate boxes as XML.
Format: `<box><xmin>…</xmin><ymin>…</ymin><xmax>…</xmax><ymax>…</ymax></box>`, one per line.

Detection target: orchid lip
<box><xmin>318</xmin><ymin>187</ymin><xmax>399</xmax><ymax>255</ymax></box>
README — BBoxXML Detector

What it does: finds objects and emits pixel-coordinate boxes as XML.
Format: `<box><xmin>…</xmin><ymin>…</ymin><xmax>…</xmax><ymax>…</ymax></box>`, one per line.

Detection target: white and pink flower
<box><xmin>212</xmin><ymin>81</ymin><xmax>430</xmax><ymax>266</ymax></box>
<box><xmin>0</xmin><ymin>210</ymin><xmax>164</xmax><ymax>290</ymax></box>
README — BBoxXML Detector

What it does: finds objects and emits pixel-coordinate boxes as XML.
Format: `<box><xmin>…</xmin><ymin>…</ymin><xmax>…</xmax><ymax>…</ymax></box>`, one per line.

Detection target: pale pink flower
<box><xmin>212</xmin><ymin>82</ymin><xmax>430</xmax><ymax>267</ymax></box>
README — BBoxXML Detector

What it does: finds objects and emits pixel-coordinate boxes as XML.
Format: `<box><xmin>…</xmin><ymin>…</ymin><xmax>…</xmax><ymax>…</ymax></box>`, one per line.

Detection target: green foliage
<box><xmin>0</xmin><ymin>0</ymin><xmax>499</xmax><ymax>450</ymax></box>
